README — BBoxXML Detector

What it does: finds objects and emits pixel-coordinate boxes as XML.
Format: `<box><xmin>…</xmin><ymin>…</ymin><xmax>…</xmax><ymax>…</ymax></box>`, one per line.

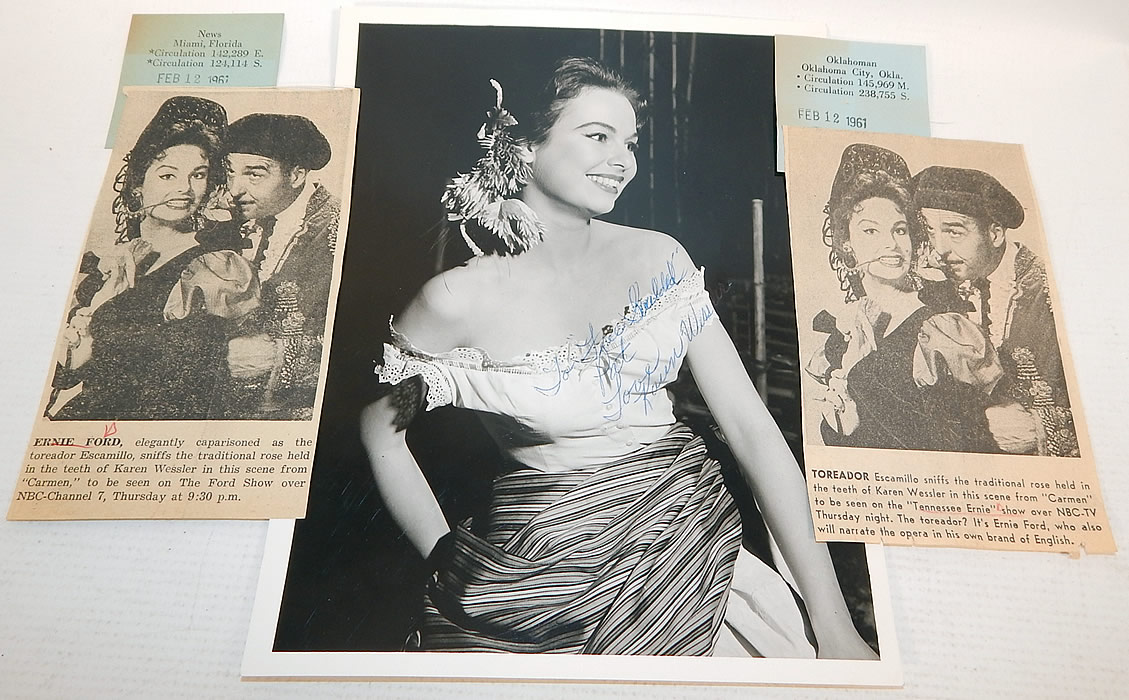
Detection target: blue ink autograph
<box><xmin>535</xmin><ymin>322</ymin><xmax>636</xmax><ymax>399</ymax></box>
<box><xmin>535</xmin><ymin>254</ymin><xmax>712</xmax><ymax>421</ymax></box>
<box><xmin>625</xmin><ymin>254</ymin><xmax>682</xmax><ymax>321</ymax></box>
<box><xmin>620</xmin><ymin>301</ymin><xmax>714</xmax><ymax>415</ymax></box>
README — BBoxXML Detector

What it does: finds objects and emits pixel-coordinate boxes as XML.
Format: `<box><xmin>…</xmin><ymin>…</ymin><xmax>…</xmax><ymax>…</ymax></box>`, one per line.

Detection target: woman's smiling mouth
<box><xmin>587</xmin><ymin>173</ymin><xmax>622</xmax><ymax>193</ymax></box>
<box><xmin>162</xmin><ymin>197</ymin><xmax>194</xmax><ymax>209</ymax></box>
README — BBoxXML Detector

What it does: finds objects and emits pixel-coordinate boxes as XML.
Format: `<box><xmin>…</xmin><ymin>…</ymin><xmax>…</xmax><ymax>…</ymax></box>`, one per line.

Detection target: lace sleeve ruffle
<box><xmin>375</xmin><ymin>329</ymin><xmax>455</xmax><ymax>411</ymax></box>
<box><xmin>678</xmin><ymin>267</ymin><xmax>719</xmax><ymax>331</ymax></box>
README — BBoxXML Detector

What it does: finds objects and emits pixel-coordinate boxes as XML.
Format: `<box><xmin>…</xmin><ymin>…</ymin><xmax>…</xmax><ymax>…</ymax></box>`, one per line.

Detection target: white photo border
<box><xmin>243</xmin><ymin>6</ymin><xmax>901</xmax><ymax>686</ymax></box>
<box><xmin>244</xmin><ymin>520</ymin><xmax>901</xmax><ymax>685</ymax></box>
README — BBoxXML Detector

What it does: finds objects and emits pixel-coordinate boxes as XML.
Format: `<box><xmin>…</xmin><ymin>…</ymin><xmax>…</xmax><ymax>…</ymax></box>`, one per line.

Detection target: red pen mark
<box><xmin>104</xmin><ymin>422</ymin><xmax>118</xmax><ymax>438</ymax></box>
<box><xmin>990</xmin><ymin>502</ymin><xmax>1023</xmax><ymax>517</ymax></box>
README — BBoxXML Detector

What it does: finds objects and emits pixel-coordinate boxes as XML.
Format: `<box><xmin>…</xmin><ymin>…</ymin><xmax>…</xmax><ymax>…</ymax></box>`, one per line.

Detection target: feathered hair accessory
<box><xmin>442</xmin><ymin>79</ymin><xmax>544</xmax><ymax>256</ymax></box>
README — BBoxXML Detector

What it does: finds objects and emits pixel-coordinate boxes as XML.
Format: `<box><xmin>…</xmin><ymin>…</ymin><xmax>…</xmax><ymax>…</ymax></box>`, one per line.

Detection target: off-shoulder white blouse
<box><xmin>376</xmin><ymin>268</ymin><xmax>718</xmax><ymax>472</ymax></box>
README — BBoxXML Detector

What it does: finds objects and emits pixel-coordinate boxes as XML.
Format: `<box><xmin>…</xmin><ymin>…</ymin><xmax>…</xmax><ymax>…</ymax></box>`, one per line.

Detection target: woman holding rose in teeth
<box><xmin>807</xmin><ymin>143</ymin><xmax>1001</xmax><ymax>453</ymax></box>
<box><xmin>50</xmin><ymin>96</ymin><xmax>258</xmax><ymax>421</ymax></box>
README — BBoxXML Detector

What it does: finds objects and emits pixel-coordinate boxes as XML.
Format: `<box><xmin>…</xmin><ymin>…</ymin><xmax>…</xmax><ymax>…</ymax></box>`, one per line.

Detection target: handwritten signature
<box><xmin>625</xmin><ymin>254</ymin><xmax>682</xmax><ymax>322</ymax></box>
<box><xmin>535</xmin><ymin>322</ymin><xmax>637</xmax><ymax>399</ymax></box>
<box><xmin>619</xmin><ymin>301</ymin><xmax>714</xmax><ymax>415</ymax></box>
<box><xmin>535</xmin><ymin>255</ymin><xmax>713</xmax><ymax>420</ymax></box>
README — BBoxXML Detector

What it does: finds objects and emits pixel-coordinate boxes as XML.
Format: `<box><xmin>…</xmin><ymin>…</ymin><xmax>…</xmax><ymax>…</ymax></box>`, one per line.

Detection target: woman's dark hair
<box><xmin>823</xmin><ymin>169</ymin><xmax>923</xmax><ymax>301</ymax></box>
<box><xmin>828</xmin><ymin>170</ymin><xmax>922</xmax><ymax>266</ymax></box>
<box><xmin>518</xmin><ymin>56</ymin><xmax>647</xmax><ymax>146</ymax></box>
<box><xmin>442</xmin><ymin>57</ymin><xmax>647</xmax><ymax>263</ymax></box>
<box><xmin>113</xmin><ymin>96</ymin><xmax>228</xmax><ymax>241</ymax></box>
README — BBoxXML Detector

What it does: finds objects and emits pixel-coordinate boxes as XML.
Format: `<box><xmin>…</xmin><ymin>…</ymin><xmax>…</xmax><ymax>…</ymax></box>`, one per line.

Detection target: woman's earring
<box><xmin>844</xmin><ymin>268</ymin><xmax>865</xmax><ymax>303</ymax></box>
<box><xmin>126</xmin><ymin>188</ymin><xmax>145</xmax><ymax>219</ymax></box>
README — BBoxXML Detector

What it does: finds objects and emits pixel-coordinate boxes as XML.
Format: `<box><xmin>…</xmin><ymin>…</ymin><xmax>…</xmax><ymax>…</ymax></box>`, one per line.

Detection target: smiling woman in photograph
<box><xmin>806</xmin><ymin>143</ymin><xmax>1001</xmax><ymax>453</ymax></box>
<box><xmin>361</xmin><ymin>57</ymin><xmax>876</xmax><ymax>658</ymax></box>
<box><xmin>50</xmin><ymin>96</ymin><xmax>259</xmax><ymax>421</ymax></box>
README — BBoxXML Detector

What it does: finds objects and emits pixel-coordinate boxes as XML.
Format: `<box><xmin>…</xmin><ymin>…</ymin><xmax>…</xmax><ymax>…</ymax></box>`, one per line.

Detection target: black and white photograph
<box><xmin>45</xmin><ymin>89</ymin><xmax>356</xmax><ymax>423</ymax></box>
<box><xmin>792</xmin><ymin>133</ymin><xmax>1081</xmax><ymax>458</ymax></box>
<box><xmin>245</xmin><ymin>11</ymin><xmax>898</xmax><ymax>685</ymax></box>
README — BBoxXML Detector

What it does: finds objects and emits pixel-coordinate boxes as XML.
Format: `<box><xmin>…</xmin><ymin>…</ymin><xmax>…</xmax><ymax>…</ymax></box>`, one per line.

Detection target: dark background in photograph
<box><xmin>274</xmin><ymin>24</ymin><xmax>875</xmax><ymax>654</ymax></box>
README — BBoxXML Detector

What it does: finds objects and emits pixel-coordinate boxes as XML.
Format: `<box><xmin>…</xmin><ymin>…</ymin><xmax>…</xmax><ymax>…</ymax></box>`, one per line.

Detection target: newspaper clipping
<box><xmin>783</xmin><ymin>126</ymin><xmax>1114</xmax><ymax>554</ymax></box>
<box><xmin>9</xmin><ymin>86</ymin><xmax>360</xmax><ymax>520</ymax></box>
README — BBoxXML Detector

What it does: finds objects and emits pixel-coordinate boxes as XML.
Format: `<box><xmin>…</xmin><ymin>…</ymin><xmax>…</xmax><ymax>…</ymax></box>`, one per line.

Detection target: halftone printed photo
<box><xmin>782</xmin><ymin>126</ymin><xmax>1113</xmax><ymax>554</ymax></box>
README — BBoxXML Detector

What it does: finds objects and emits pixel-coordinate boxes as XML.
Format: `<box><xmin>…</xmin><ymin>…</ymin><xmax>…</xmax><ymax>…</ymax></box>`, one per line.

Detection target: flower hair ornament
<box><xmin>442</xmin><ymin>79</ymin><xmax>544</xmax><ymax>256</ymax></box>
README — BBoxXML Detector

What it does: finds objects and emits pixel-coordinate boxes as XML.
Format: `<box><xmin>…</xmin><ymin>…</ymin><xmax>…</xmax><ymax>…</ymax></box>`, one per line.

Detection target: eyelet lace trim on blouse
<box><xmin>376</xmin><ymin>267</ymin><xmax>710</xmax><ymax>411</ymax></box>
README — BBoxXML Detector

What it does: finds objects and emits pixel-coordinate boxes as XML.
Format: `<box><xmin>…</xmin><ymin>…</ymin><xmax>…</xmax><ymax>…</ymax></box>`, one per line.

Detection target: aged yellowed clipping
<box><xmin>783</xmin><ymin>126</ymin><xmax>1113</xmax><ymax>554</ymax></box>
<box><xmin>9</xmin><ymin>87</ymin><xmax>359</xmax><ymax>519</ymax></box>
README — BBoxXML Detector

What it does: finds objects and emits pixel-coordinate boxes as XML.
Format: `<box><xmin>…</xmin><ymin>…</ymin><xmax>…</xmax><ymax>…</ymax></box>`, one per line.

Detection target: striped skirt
<box><xmin>421</xmin><ymin>424</ymin><xmax>744</xmax><ymax>655</ymax></box>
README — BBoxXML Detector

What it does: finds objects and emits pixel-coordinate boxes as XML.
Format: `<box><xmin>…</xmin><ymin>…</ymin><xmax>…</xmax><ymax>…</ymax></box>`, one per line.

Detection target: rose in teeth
<box><xmin>846</xmin><ymin>197</ymin><xmax>913</xmax><ymax>283</ymax></box>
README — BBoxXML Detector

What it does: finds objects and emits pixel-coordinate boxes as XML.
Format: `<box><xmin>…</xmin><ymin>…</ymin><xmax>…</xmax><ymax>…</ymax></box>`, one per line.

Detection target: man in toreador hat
<box><xmin>222</xmin><ymin>113</ymin><xmax>341</xmax><ymax>420</ymax></box>
<box><xmin>914</xmin><ymin>166</ymin><xmax>1077</xmax><ymax>457</ymax></box>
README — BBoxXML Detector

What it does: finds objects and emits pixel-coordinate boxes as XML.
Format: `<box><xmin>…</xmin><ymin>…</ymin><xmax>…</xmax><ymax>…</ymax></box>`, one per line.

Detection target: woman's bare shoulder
<box><xmin>594</xmin><ymin>220</ymin><xmax>697</xmax><ymax>276</ymax></box>
<box><xmin>397</xmin><ymin>259</ymin><xmax>504</xmax><ymax>350</ymax></box>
